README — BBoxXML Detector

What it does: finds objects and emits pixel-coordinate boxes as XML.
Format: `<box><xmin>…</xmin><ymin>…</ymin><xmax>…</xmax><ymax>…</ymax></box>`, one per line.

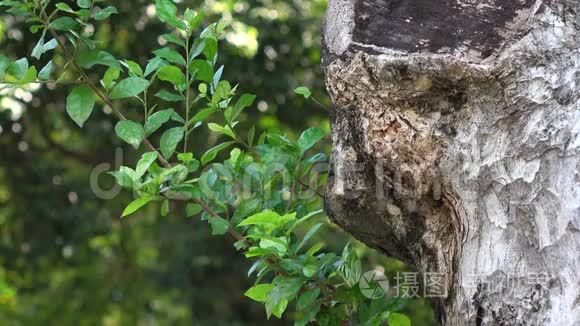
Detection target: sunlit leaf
<box><xmin>298</xmin><ymin>127</ymin><xmax>325</xmax><ymax>154</ymax></box>
<box><xmin>101</xmin><ymin>67</ymin><xmax>120</xmax><ymax>90</ymax></box>
<box><xmin>189</xmin><ymin>59</ymin><xmax>212</xmax><ymax>82</ymax></box>
<box><xmin>160</xmin><ymin>127</ymin><xmax>184</xmax><ymax>159</ymax></box>
<box><xmin>66</xmin><ymin>85</ymin><xmax>94</xmax><ymax>127</ymax></box>
<box><xmin>115</xmin><ymin>120</ymin><xmax>144</xmax><ymax>149</ymax></box>
<box><xmin>245</xmin><ymin>284</ymin><xmax>274</xmax><ymax>303</ymax></box>
<box><xmin>157</xmin><ymin>65</ymin><xmax>186</xmax><ymax>85</ymax></box>
<box><xmin>145</xmin><ymin>109</ymin><xmax>174</xmax><ymax>135</ymax></box>
<box><xmin>388</xmin><ymin>313</ymin><xmax>411</xmax><ymax>326</ymax></box>
<box><xmin>135</xmin><ymin>152</ymin><xmax>158</xmax><ymax>180</ymax></box>
<box><xmin>121</xmin><ymin>60</ymin><xmax>144</xmax><ymax>77</ymax></box>
<box><xmin>294</xmin><ymin>86</ymin><xmax>311</xmax><ymax>99</ymax></box>
<box><xmin>121</xmin><ymin>196</ymin><xmax>157</xmax><ymax>217</ymax></box>
<box><xmin>155</xmin><ymin>0</ymin><xmax>187</xmax><ymax>30</ymax></box>
<box><xmin>37</xmin><ymin>61</ymin><xmax>53</xmax><ymax>80</ymax></box>
<box><xmin>109</xmin><ymin>77</ymin><xmax>149</xmax><ymax>99</ymax></box>
<box><xmin>6</xmin><ymin>58</ymin><xmax>28</xmax><ymax>79</ymax></box>
<box><xmin>77</xmin><ymin>0</ymin><xmax>91</xmax><ymax>9</ymax></box>
<box><xmin>154</xmin><ymin>47</ymin><xmax>186</xmax><ymax>66</ymax></box>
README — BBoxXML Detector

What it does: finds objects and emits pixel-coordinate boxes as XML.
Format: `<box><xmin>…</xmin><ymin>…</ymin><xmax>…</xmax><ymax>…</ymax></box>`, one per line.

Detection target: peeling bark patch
<box><xmin>353</xmin><ymin>0</ymin><xmax>535</xmax><ymax>58</ymax></box>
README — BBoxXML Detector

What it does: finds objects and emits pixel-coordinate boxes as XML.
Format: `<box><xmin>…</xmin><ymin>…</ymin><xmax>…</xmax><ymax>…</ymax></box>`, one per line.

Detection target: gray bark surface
<box><xmin>322</xmin><ymin>1</ymin><xmax>580</xmax><ymax>325</ymax></box>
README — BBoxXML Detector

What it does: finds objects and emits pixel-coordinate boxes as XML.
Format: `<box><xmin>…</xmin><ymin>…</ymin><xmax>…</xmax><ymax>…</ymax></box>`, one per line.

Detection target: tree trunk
<box><xmin>322</xmin><ymin>1</ymin><xmax>580</xmax><ymax>325</ymax></box>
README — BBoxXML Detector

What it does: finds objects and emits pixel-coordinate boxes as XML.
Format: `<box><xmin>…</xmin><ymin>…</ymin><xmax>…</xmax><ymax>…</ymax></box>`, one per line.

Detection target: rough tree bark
<box><xmin>322</xmin><ymin>0</ymin><xmax>580</xmax><ymax>325</ymax></box>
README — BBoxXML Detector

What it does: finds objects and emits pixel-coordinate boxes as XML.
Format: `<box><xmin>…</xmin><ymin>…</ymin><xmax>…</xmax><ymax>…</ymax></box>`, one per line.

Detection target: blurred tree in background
<box><xmin>0</xmin><ymin>0</ymin><xmax>435</xmax><ymax>324</ymax></box>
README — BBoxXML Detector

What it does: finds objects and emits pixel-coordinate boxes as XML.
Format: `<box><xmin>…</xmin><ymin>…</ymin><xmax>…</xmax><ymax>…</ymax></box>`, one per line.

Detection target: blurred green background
<box><xmin>0</xmin><ymin>1</ymin><xmax>436</xmax><ymax>324</ymax></box>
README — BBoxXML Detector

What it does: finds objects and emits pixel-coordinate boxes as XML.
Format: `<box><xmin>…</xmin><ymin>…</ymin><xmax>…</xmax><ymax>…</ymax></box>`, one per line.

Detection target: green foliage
<box><xmin>0</xmin><ymin>1</ymin><xmax>424</xmax><ymax>324</ymax></box>
<box><xmin>109</xmin><ymin>77</ymin><xmax>149</xmax><ymax>99</ymax></box>
<box><xmin>294</xmin><ymin>86</ymin><xmax>312</xmax><ymax>99</ymax></box>
<box><xmin>66</xmin><ymin>85</ymin><xmax>94</xmax><ymax>127</ymax></box>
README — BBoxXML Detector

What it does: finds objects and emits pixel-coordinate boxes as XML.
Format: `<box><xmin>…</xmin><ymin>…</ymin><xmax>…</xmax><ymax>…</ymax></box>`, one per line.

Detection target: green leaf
<box><xmin>186</xmin><ymin>159</ymin><xmax>200</xmax><ymax>172</ymax></box>
<box><xmin>302</xmin><ymin>264</ymin><xmax>318</xmax><ymax>278</ymax></box>
<box><xmin>160</xmin><ymin>127</ymin><xmax>184</xmax><ymax>159</ymax></box>
<box><xmin>55</xmin><ymin>3</ymin><xmax>75</xmax><ymax>13</ymax></box>
<box><xmin>121</xmin><ymin>60</ymin><xmax>143</xmax><ymax>77</ymax></box>
<box><xmin>31</xmin><ymin>34</ymin><xmax>45</xmax><ymax>59</ymax></box>
<box><xmin>186</xmin><ymin>203</ymin><xmax>202</xmax><ymax>217</ymax></box>
<box><xmin>213</xmin><ymin>80</ymin><xmax>231</xmax><ymax>102</ymax></box>
<box><xmin>92</xmin><ymin>6</ymin><xmax>117</xmax><ymax>20</ymax></box>
<box><xmin>77</xmin><ymin>0</ymin><xmax>91</xmax><ymax>8</ymax></box>
<box><xmin>161</xmin><ymin>200</ymin><xmax>169</xmax><ymax>216</ymax></box>
<box><xmin>161</xmin><ymin>33</ymin><xmax>185</xmax><ymax>47</ymax></box>
<box><xmin>268</xmin><ymin>299</ymin><xmax>288</xmax><ymax>319</ymax></box>
<box><xmin>207</xmin><ymin>123</ymin><xmax>235</xmax><ymax>139</ymax></box>
<box><xmin>43</xmin><ymin>39</ymin><xmax>58</xmax><ymax>52</ymax></box>
<box><xmin>294</xmin><ymin>86</ymin><xmax>311</xmax><ymax>99</ymax></box>
<box><xmin>121</xmin><ymin>196</ymin><xmax>156</xmax><ymax>217</ymax></box>
<box><xmin>157</xmin><ymin>65</ymin><xmax>186</xmax><ymax>85</ymax></box>
<box><xmin>154</xmin><ymin>47</ymin><xmax>186</xmax><ymax>66</ymax></box>
<box><xmin>184</xmin><ymin>8</ymin><xmax>204</xmax><ymax>31</ymax></box>
<box><xmin>208</xmin><ymin>216</ymin><xmax>229</xmax><ymax>235</ymax></box>
<box><xmin>286</xmin><ymin>210</ymin><xmax>324</xmax><ymax>235</ymax></box>
<box><xmin>155</xmin><ymin>0</ymin><xmax>187</xmax><ymax>30</ymax></box>
<box><xmin>229</xmin><ymin>93</ymin><xmax>256</xmax><ymax>121</ymax></box>
<box><xmin>109</xmin><ymin>77</ymin><xmax>149</xmax><ymax>99</ymax></box>
<box><xmin>101</xmin><ymin>67</ymin><xmax>120</xmax><ymax>90</ymax></box>
<box><xmin>244</xmin><ymin>284</ymin><xmax>274</xmax><ymax>303</ymax></box>
<box><xmin>177</xmin><ymin>153</ymin><xmax>193</xmax><ymax>162</ymax></box>
<box><xmin>144</xmin><ymin>57</ymin><xmax>165</xmax><ymax>77</ymax></box>
<box><xmin>238</xmin><ymin>211</ymin><xmax>296</xmax><ymax>227</ymax></box>
<box><xmin>6</xmin><ymin>58</ymin><xmax>28</xmax><ymax>79</ymax></box>
<box><xmin>38</xmin><ymin>61</ymin><xmax>53</xmax><ymax>80</ymax></box>
<box><xmin>31</xmin><ymin>35</ymin><xmax>58</xmax><ymax>60</ymax></box>
<box><xmin>203</xmin><ymin>38</ymin><xmax>218</xmax><ymax>63</ymax></box>
<box><xmin>78</xmin><ymin>50</ymin><xmax>120</xmax><ymax>69</ymax></box>
<box><xmin>200</xmin><ymin>141</ymin><xmax>235</xmax><ymax>165</ymax></box>
<box><xmin>155</xmin><ymin>90</ymin><xmax>184</xmax><ymax>102</ymax></box>
<box><xmin>388</xmin><ymin>313</ymin><xmax>411</xmax><ymax>326</ymax></box>
<box><xmin>297</xmin><ymin>127</ymin><xmax>325</xmax><ymax>154</ymax></box>
<box><xmin>295</xmin><ymin>223</ymin><xmax>323</xmax><ymax>254</ymax></box>
<box><xmin>115</xmin><ymin>120</ymin><xmax>145</xmax><ymax>149</ymax></box>
<box><xmin>189</xmin><ymin>38</ymin><xmax>206</xmax><ymax>60</ymax></box>
<box><xmin>18</xmin><ymin>66</ymin><xmax>37</xmax><ymax>84</ymax></box>
<box><xmin>66</xmin><ymin>85</ymin><xmax>94</xmax><ymax>127</ymax></box>
<box><xmin>108</xmin><ymin>170</ymin><xmax>134</xmax><ymax>189</ymax></box>
<box><xmin>170</xmin><ymin>111</ymin><xmax>185</xmax><ymax>123</ymax></box>
<box><xmin>189</xmin><ymin>107</ymin><xmax>216</xmax><ymax>125</ymax></box>
<box><xmin>135</xmin><ymin>152</ymin><xmax>158</xmax><ymax>180</ymax></box>
<box><xmin>49</xmin><ymin>17</ymin><xmax>79</xmax><ymax>30</ymax></box>
<box><xmin>144</xmin><ymin>109</ymin><xmax>174</xmax><ymax>135</ymax></box>
<box><xmin>213</xmin><ymin>65</ymin><xmax>223</xmax><ymax>88</ymax></box>
<box><xmin>0</xmin><ymin>55</ymin><xmax>10</xmax><ymax>79</ymax></box>
<box><xmin>297</xmin><ymin>288</ymin><xmax>320</xmax><ymax>310</ymax></box>
<box><xmin>189</xmin><ymin>59</ymin><xmax>212</xmax><ymax>82</ymax></box>
<box><xmin>247</xmin><ymin>125</ymin><xmax>255</xmax><ymax>146</ymax></box>
<box><xmin>266</xmin><ymin>277</ymin><xmax>304</xmax><ymax>318</ymax></box>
